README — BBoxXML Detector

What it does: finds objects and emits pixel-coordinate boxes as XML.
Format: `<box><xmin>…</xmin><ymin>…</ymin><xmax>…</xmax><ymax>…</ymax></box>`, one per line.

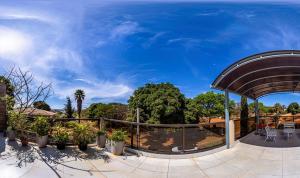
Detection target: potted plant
<box><xmin>6</xmin><ymin>126</ymin><xmax>16</xmax><ymax>141</ymax></box>
<box><xmin>6</xmin><ymin>111</ymin><xmax>18</xmax><ymax>141</ymax></box>
<box><xmin>52</xmin><ymin>125</ymin><xmax>69</xmax><ymax>150</ymax></box>
<box><xmin>15</xmin><ymin>114</ymin><xmax>30</xmax><ymax>146</ymax></box>
<box><xmin>73</xmin><ymin>122</ymin><xmax>95</xmax><ymax>151</ymax></box>
<box><xmin>20</xmin><ymin>134</ymin><xmax>28</xmax><ymax>146</ymax></box>
<box><xmin>110</xmin><ymin>130</ymin><xmax>127</xmax><ymax>155</ymax></box>
<box><xmin>32</xmin><ymin>116</ymin><xmax>50</xmax><ymax>148</ymax></box>
<box><xmin>96</xmin><ymin>130</ymin><xmax>106</xmax><ymax>148</ymax></box>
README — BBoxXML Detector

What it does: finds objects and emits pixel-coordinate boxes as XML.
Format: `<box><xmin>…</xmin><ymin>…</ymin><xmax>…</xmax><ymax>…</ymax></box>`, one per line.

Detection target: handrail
<box><xmin>103</xmin><ymin>118</ymin><xmax>225</xmax><ymax>128</ymax></box>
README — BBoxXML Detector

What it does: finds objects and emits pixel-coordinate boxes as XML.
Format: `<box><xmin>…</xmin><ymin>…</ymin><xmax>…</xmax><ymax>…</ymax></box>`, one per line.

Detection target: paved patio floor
<box><xmin>1</xmin><ymin>134</ymin><xmax>300</xmax><ymax>178</ymax></box>
<box><xmin>240</xmin><ymin>129</ymin><xmax>300</xmax><ymax>148</ymax></box>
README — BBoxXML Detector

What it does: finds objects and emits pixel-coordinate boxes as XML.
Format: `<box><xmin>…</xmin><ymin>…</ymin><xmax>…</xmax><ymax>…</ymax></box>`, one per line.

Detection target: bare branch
<box><xmin>5</xmin><ymin>67</ymin><xmax>52</xmax><ymax>115</ymax></box>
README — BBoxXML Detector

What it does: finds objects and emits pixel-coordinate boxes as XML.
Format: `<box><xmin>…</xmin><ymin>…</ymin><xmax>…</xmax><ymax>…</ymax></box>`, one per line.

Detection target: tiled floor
<box><xmin>1</xmin><ymin>134</ymin><xmax>300</xmax><ymax>178</ymax></box>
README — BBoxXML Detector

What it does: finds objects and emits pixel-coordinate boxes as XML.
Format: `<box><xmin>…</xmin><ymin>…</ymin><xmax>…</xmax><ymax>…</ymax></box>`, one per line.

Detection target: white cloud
<box><xmin>0</xmin><ymin>6</ymin><xmax>60</xmax><ymax>24</ymax></box>
<box><xmin>55</xmin><ymin>81</ymin><xmax>132</xmax><ymax>100</ymax></box>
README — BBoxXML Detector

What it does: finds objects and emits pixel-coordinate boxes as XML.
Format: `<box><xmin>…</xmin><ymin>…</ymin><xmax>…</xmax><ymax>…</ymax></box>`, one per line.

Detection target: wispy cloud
<box><xmin>247</xmin><ymin>25</ymin><xmax>300</xmax><ymax>50</ymax></box>
<box><xmin>195</xmin><ymin>11</ymin><xmax>222</xmax><ymax>16</ymax></box>
<box><xmin>143</xmin><ymin>32</ymin><xmax>165</xmax><ymax>48</ymax></box>
<box><xmin>110</xmin><ymin>21</ymin><xmax>141</xmax><ymax>40</ymax></box>
<box><xmin>0</xmin><ymin>3</ymin><xmax>134</xmax><ymax>108</ymax></box>
<box><xmin>167</xmin><ymin>37</ymin><xmax>202</xmax><ymax>49</ymax></box>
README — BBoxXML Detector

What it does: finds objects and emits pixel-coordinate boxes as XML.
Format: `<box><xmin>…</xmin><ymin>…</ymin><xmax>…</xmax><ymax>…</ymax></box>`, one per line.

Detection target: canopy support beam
<box><xmin>224</xmin><ymin>90</ymin><xmax>230</xmax><ymax>149</ymax></box>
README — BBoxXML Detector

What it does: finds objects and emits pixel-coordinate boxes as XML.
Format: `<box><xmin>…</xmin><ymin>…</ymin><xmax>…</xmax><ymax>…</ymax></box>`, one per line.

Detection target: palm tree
<box><xmin>74</xmin><ymin>89</ymin><xmax>85</xmax><ymax>119</ymax></box>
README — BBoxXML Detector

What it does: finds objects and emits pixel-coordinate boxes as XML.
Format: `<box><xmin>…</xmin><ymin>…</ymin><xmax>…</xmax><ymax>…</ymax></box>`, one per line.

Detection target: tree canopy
<box><xmin>192</xmin><ymin>91</ymin><xmax>235</xmax><ymax>118</ymax></box>
<box><xmin>74</xmin><ymin>89</ymin><xmax>85</xmax><ymax>118</ymax></box>
<box><xmin>248</xmin><ymin>102</ymin><xmax>272</xmax><ymax>114</ymax></box>
<box><xmin>287</xmin><ymin>102</ymin><xmax>300</xmax><ymax>115</ymax></box>
<box><xmin>84</xmin><ymin>103</ymin><xmax>127</xmax><ymax>120</ymax></box>
<box><xmin>184</xmin><ymin>98</ymin><xmax>202</xmax><ymax>124</ymax></box>
<box><xmin>0</xmin><ymin>76</ymin><xmax>15</xmax><ymax>111</ymax></box>
<box><xmin>128</xmin><ymin>83</ymin><xmax>186</xmax><ymax>124</ymax></box>
<box><xmin>64</xmin><ymin>97</ymin><xmax>74</xmax><ymax>118</ymax></box>
<box><xmin>33</xmin><ymin>101</ymin><xmax>51</xmax><ymax>111</ymax></box>
<box><xmin>272</xmin><ymin>103</ymin><xmax>285</xmax><ymax>114</ymax></box>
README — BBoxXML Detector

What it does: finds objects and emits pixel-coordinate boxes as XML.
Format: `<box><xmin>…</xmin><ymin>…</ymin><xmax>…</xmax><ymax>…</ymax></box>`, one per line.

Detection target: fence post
<box><xmin>130</xmin><ymin>124</ymin><xmax>134</xmax><ymax>148</ymax></box>
<box><xmin>136</xmin><ymin>108</ymin><xmax>140</xmax><ymax>149</ymax></box>
<box><xmin>97</xmin><ymin>118</ymin><xmax>100</xmax><ymax>129</ymax></box>
<box><xmin>182</xmin><ymin>126</ymin><xmax>185</xmax><ymax>153</ymax></box>
<box><xmin>293</xmin><ymin>115</ymin><xmax>295</xmax><ymax>122</ymax></box>
<box><xmin>99</xmin><ymin>117</ymin><xmax>105</xmax><ymax>130</ymax></box>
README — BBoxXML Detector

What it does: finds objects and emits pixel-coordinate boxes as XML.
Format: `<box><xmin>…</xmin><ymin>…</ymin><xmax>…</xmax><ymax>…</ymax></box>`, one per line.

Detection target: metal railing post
<box><xmin>182</xmin><ymin>126</ymin><xmax>185</xmax><ymax>153</ymax></box>
<box><xmin>136</xmin><ymin>108</ymin><xmax>140</xmax><ymax>149</ymax></box>
<box><xmin>224</xmin><ymin>90</ymin><xmax>230</xmax><ymax>149</ymax></box>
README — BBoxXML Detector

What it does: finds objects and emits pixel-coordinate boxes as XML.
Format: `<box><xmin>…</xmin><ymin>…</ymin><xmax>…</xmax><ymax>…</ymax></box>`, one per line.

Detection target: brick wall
<box><xmin>0</xmin><ymin>84</ymin><xmax>6</xmax><ymax>131</ymax></box>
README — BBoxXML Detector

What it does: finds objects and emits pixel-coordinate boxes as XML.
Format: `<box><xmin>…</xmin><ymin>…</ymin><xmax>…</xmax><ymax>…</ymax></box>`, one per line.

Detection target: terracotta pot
<box><xmin>56</xmin><ymin>143</ymin><xmax>66</xmax><ymax>150</ymax></box>
<box><xmin>111</xmin><ymin>141</ymin><xmax>124</xmax><ymax>155</ymax></box>
<box><xmin>78</xmin><ymin>143</ymin><xmax>87</xmax><ymax>151</ymax></box>
<box><xmin>96</xmin><ymin>135</ymin><xmax>106</xmax><ymax>148</ymax></box>
<box><xmin>36</xmin><ymin>135</ymin><xmax>48</xmax><ymax>148</ymax></box>
<box><xmin>20</xmin><ymin>136</ymin><xmax>28</xmax><ymax>146</ymax></box>
<box><xmin>7</xmin><ymin>130</ymin><xmax>16</xmax><ymax>141</ymax></box>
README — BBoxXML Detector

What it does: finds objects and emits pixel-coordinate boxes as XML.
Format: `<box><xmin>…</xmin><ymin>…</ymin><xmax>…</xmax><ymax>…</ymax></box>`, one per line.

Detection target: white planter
<box><xmin>111</xmin><ymin>141</ymin><xmax>125</xmax><ymax>155</ymax></box>
<box><xmin>96</xmin><ymin>135</ymin><xmax>106</xmax><ymax>148</ymax></box>
<box><xmin>36</xmin><ymin>135</ymin><xmax>48</xmax><ymax>148</ymax></box>
<box><xmin>7</xmin><ymin>130</ymin><xmax>16</xmax><ymax>141</ymax></box>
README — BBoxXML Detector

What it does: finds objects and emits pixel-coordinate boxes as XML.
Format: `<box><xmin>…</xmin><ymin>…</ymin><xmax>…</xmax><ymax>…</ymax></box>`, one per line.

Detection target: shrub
<box><xmin>72</xmin><ymin>122</ymin><xmax>96</xmax><ymax>145</ymax></box>
<box><xmin>96</xmin><ymin>130</ymin><xmax>106</xmax><ymax>136</ymax></box>
<box><xmin>109</xmin><ymin>130</ymin><xmax>127</xmax><ymax>142</ymax></box>
<box><xmin>52</xmin><ymin>125</ymin><xmax>69</xmax><ymax>144</ymax></box>
<box><xmin>32</xmin><ymin>116</ymin><xmax>50</xmax><ymax>136</ymax></box>
<box><xmin>8</xmin><ymin>112</ymin><xmax>29</xmax><ymax>133</ymax></box>
<box><xmin>7</xmin><ymin>111</ymin><xmax>19</xmax><ymax>130</ymax></box>
<box><xmin>66</xmin><ymin>121</ymin><xmax>78</xmax><ymax>128</ymax></box>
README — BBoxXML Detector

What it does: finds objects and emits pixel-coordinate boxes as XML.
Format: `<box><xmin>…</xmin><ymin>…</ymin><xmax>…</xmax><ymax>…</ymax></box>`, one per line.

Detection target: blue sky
<box><xmin>1</xmin><ymin>0</ymin><xmax>300</xmax><ymax>108</ymax></box>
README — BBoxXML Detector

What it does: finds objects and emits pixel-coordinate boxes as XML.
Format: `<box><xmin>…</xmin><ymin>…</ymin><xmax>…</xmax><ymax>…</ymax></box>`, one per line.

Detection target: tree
<box><xmin>240</xmin><ymin>96</ymin><xmax>248</xmax><ymax>137</ymax></box>
<box><xmin>287</xmin><ymin>102</ymin><xmax>300</xmax><ymax>115</ymax></box>
<box><xmin>5</xmin><ymin>67</ymin><xmax>51</xmax><ymax>115</ymax></box>
<box><xmin>74</xmin><ymin>89</ymin><xmax>85</xmax><ymax>118</ymax></box>
<box><xmin>184</xmin><ymin>98</ymin><xmax>202</xmax><ymax>124</ymax></box>
<box><xmin>273</xmin><ymin>103</ymin><xmax>284</xmax><ymax>114</ymax></box>
<box><xmin>33</xmin><ymin>101</ymin><xmax>51</xmax><ymax>111</ymax></box>
<box><xmin>64</xmin><ymin>97</ymin><xmax>74</xmax><ymax>118</ymax></box>
<box><xmin>193</xmin><ymin>91</ymin><xmax>235</xmax><ymax>118</ymax></box>
<box><xmin>84</xmin><ymin>103</ymin><xmax>128</xmax><ymax>120</ymax></box>
<box><xmin>128</xmin><ymin>83</ymin><xmax>186</xmax><ymax>124</ymax></box>
<box><xmin>249</xmin><ymin>102</ymin><xmax>269</xmax><ymax>114</ymax></box>
<box><xmin>0</xmin><ymin>76</ymin><xmax>15</xmax><ymax>111</ymax></box>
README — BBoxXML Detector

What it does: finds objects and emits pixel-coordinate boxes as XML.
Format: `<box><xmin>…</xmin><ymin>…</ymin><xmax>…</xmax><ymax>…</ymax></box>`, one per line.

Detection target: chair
<box><xmin>283</xmin><ymin>122</ymin><xmax>295</xmax><ymax>139</ymax></box>
<box><xmin>265</xmin><ymin>126</ymin><xmax>277</xmax><ymax>142</ymax></box>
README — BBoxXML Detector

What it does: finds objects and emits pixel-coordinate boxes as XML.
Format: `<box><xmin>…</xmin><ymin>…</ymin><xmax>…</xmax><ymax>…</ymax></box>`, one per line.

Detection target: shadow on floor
<box><xmin>0</xmin><ymin>132</ymin><xmax>5</xmax><ymax>154</ymax></box>
<box><xmin>0</xmin><ymin>138</ymin><xmax>111</xmax><ymax>178</ymax></box>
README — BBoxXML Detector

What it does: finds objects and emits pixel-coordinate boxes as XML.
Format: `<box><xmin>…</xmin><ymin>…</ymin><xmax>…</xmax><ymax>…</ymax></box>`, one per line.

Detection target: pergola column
<box><xmin>254</xmin><ymin>99</ymin><xmax>259</xmax><ymax>126</ymax></box>
<box><xmin>224</xmin><ymin>90</ymin><xmax>230</xmax><ymax>149</ymax></box>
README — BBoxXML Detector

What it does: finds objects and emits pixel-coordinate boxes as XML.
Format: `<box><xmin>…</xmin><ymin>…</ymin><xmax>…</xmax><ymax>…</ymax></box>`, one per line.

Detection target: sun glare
<box><xmin>0</xmin><ymin>27</ymin><xmax>32</xmax><ymax>57</ymax></box>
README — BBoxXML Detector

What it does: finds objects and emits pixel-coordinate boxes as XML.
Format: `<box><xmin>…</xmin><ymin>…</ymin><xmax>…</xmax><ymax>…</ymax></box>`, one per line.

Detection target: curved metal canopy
<box><xmin>212</xmin><ymin>50</ymin><xmax>300</xmax><ymax>99</ymax></box>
